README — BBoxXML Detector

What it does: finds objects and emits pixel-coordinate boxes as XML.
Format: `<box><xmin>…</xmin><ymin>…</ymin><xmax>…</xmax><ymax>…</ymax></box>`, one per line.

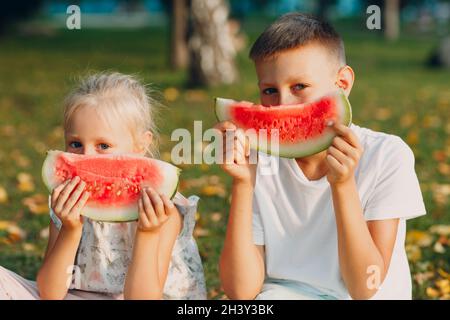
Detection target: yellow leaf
<box><xmin>406</xmin><ymin>230</ymin><xmax>433</xmax><ymax>247</ymax></box>
<box><xmin>426</xmin><ymin>287</ymin><xmax>440</xmax><ymax>298</ymax></box>
<box><xmin>435</xmin><ymin>279</ymin><xmax>450</xmax><ymax>295</ymax></box>
<box><xmin>164</xmin><ymin>87</ymin><xmax>179</xmax><ymax>102</ymax></box>
<box><xmin>210</xmin><ymin>212</ymin><xmax>222</xmax><ymax>222</ymax></box>
<box><xmin>22</xmin><ymin>194</ymin><xmax>48</xmax><ymax>215</ymax></box>
<box><xmin>429</xmin><ymin>225</ymin><xmax>450</xmax><ymax>236</ymax></box>
<box><xmin>0</xmin><ymin>186</ymin><xmax>8</xmax><ymax>204</ymax></box>
<box><xmin>437</xmin><ymin>269</ymin><xmax>450</xmax><ymax>280</ymax></box>
<box><xmin>16</xmin><ymin>172</ymin><xmax>35</xmax><ymax>192</ymax></box>
<box><xmin>201</xmin><ymin>185</ymin><xmax>226</xmax><ymax>198</ymax></box>
<box><xmin>406</xmin><ymin>244</ymin><xmax>422</xmax><ymax>262</ymax></box>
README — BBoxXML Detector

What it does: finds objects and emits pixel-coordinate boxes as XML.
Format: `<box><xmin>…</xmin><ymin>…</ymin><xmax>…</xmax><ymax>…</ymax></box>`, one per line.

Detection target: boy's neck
<box><xmin>295</xmin><ymin>150</ymin><xmax>329</xmax><ymax>181</ymax></box>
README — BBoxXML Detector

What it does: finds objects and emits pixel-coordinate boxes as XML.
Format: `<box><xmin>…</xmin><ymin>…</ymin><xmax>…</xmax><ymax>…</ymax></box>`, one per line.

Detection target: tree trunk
<box><xmin>384</xmin><ymin>0</ymin><xmax>400</xmax><ymax>41</ymax></box>
<box><xmin>170</xmin><ymin>0</ymin><xmax>189</xmax><ymax>70</ymax></box>
<box><xmin>188</xmin><ymin>0</ymin><xmax>238</xmax><ymax>87</ymax></box>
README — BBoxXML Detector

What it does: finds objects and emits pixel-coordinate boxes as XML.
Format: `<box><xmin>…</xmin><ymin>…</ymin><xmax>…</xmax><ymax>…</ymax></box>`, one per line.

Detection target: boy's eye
<box><xmin>99</xmin><ymin>143</ymin><xmax>110</xmax><ymax>150</ymax></box>
<box><xmin>292</xmin><ymin>84</ymin><xmax>306</xmax><ymax>91</ymax></box>
<box><xmin>262</xmin><ymin>88</ymin><xmax>278</xmax><ymax>95</ymax></box>
<box><xmin>69</xmin><ymin>141</ymin><xmax>82</xmax><ymax>148</ymax></box>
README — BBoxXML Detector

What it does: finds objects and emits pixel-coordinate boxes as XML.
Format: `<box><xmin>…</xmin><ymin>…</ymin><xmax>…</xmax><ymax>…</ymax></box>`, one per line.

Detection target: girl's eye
<box><xmin>292</xmin><ymin>84</ymin><xmax>306</xmax><ymax>91</ymax></box>
<box><xmin>99</xmin><ymin>143</ymin><xmax>110</xmax><ymax>150</ymax></box>
<box><xmin>69</xmin><ymin>141</ymin><xmax>82</xmax><ymax>148</ymax></box>
<box><xmin>262</xmin><ymin>88</ymin><xmax>278</xmax><ymax>95</ymax></box>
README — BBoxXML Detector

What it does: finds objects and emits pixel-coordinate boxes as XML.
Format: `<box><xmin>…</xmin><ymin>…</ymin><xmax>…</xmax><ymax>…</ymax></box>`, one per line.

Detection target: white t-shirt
<box><xmin>252</xmin><ymin>123</ymin><xmax>426</xmax><ymax>300</ymax></box>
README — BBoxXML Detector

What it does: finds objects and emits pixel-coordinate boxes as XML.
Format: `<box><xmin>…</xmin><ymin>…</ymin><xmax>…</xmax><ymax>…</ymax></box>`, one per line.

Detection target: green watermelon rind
<box><xmin>214</xmin><ymin>90</ymin><xmax>352</xmax><ymax>159</ymax></box>
<box><xmin>42</xmin><ymin>150</ymin><xmax>181</xmax><ymax>222</ymax></box>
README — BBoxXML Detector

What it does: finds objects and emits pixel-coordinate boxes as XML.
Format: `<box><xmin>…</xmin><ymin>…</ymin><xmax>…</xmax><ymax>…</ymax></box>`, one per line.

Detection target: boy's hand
<box><xmin>137</xmin><ymin>187</ymin><xmax>178</xmax><ymax>233</ymax></box>
<box><xmin>213</xmin><ymin>121</ymin><xmax>256</xmax><ymax>185</ymax></box>
<box><xmin>51</xmin><ymin>176</ymin><xmax>90</xmax><ymax>232</ymax></box>
<box><xmin>326</xmin><ymin>122</ymin><xmax>364</xmax><ymax>186</ymax></box>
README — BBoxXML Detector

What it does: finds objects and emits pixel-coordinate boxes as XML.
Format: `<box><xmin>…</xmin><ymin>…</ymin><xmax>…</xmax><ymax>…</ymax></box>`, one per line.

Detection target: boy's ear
<box><xmin>335</xmin><ymin>65</ymin><xmax>355</xmax><ymax>97</ymax></box>
<box><xmin>137</xmin><ymin>131</ymin><xmax>153</xmax><ymax>155</ymax></box>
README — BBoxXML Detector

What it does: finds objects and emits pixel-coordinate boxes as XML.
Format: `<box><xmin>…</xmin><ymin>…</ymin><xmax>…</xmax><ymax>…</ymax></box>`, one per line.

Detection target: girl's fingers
<box><xmin>70</xmin><ymin>190</ymin><xmax>90</xmax><ymax>219</ymax></box>
<box><xmin>142</xmin><ymin>189</ymin><xmax>158</xmax><ymax>225</ymax></box>
<box><xmin>62</xmin><ymin>180</ymin><xmax>87</xmax><ymax>215</ymax></box>
<box><xmin>161</xmin><ymin>194</ymin><xmax>176</xmax><ymax>216</ymax></box>
<box><xmin>54</xmin><ymin>176</ymin><xmax>81</xmax><ymax>214</ymax></box>
<box><xmin>51</xmin><ymin>179</ymin><xmax>71</xmax><ymax>205</ymax></box>
<box><xmin>138</xmin><ymin>197</ymin><xmax>150</xmax><ymax>228</ymax></box>
<box><xmin>146</xmin><ymin>188</ymin><xmax>164</xmax><ymax>218</ymax></box>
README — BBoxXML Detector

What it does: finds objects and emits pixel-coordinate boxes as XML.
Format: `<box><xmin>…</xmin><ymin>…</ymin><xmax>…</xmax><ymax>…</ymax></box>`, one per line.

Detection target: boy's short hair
<box><xmin>249</xmin><ymin>12</ymin><xmax>346</xmax><ymax>66</ymax></box>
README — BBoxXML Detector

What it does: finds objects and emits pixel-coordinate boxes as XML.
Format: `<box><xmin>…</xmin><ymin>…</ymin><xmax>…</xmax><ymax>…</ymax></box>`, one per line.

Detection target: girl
<box><xmin>0</xmin><ymin>72</ymin><xmax>206</xmax><ymax>300</ymax></box>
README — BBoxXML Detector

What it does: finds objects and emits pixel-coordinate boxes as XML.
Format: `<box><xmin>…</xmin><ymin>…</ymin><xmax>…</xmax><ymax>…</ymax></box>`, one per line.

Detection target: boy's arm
<box><xmin>327</xmin><ymin>123</ymin><xmax>398</xmax><ymax>299</ymax></box>
<box><xmin>219</xmin><ymin>180</ymin><xmax>266</xmax><ymax>300</ymax></box>
<box><xmin>215</xmin><ymin>121</ymin><xmax>265</xmax><ymax>300</ymax></box>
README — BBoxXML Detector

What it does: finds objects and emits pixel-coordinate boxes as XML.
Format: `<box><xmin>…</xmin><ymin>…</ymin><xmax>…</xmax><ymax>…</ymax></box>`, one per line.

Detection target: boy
<box><xmin>215</xmin><ymin>13</ymin><xmax>426</xmax><ymax>300</ymax></box>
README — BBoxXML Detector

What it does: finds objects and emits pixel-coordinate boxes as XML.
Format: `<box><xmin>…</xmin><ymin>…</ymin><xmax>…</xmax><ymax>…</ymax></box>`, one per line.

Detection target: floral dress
<box><xmin>48</xmin><ymin>192</ymin><xmax>206</xmax><ymax>299</ymax></box>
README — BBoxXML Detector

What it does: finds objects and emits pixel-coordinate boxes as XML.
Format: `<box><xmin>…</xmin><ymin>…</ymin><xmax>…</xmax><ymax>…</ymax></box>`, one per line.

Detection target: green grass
<box><xmin>0</xmin><ymin>22</ymin><xmax>449</xmax><ymax>300</ymax></box>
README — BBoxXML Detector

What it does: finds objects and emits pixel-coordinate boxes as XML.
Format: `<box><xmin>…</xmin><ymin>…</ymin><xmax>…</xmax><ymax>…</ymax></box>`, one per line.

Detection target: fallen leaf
<box><xmin>22</xmin><ymin>194</ymin><xmax>48</xmax><ymax>215</ymax></box>
<box><xmin>434</xmin><ymin>241</ymin><xmax>446</xmax><ymax>254</ymax></box>
<box><xmin>406</xmin><ymin>230</ymin><xmax>433</xmax><ymax>247</ymax></box>
<box><xmin>435</xmin><ymin>279</ymin><xmax>450</xmax><ymax>295</ymax></box>
<box><xmin>16</xmin><ymin>172</ymin><xmax>35</xmax><ymax>192</ymax></box>
<box><xmin>0</xmin><ymin>186</ymin><xmax>8</xmax><ymax>204</ymax></box>
<box><xmin>426</xmin><ymin>286</ymin><xmax>440</xmax><ymax>298</ymax></box>
<box><xmin>0</xmin><ymin>221</ymin><xmax>27</xmax><ymax>243</ymax></box>
<box><xmin>40</xmin><ymin>227</ymin><xmax>49</xmax><ymax>239</ymax></box>
<box><xmin>210</xmin><ymin>212</ymin><xmax>222</xmax><ymax>222</ymax></box>
<box><xmin>406</xmin><ymin>244</ymin><xmax>422</xmax><ymax>262</ymax></box>
<box><xmin>164</xmin><ymin>87</ymin><xmax>179</xmax><ymax>102</ymax></box>
<box><xmin>429</xmin><ymin>224</ymin><xmax>450</xmax><ymax>236</ymax></box>
<box><xmin>193</xmin><ymin>226</ymin><xmax>209</xmax><ymax>237</ymax></box>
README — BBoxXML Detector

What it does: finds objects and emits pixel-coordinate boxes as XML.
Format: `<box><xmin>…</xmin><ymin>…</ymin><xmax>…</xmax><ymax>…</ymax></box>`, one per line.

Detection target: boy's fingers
<box><xmin>328</xmin><ymin>146</ymin><xmax>353</xmax><ymax>168</ymax></box>
<box><xmin>54</xmin><ymin>176</ymin><xmax>81</xmax><ymax>213</ymax></box>
<box><xmin>326</xmin><ymin>154</ymin><xmax>343</xmax><ymax>172</ymax></box>
<box><xmin>332</xmin><ymin>136</ymin><xmax>361</xmax><ymax>160</ymax></box>
<box><xmin>331</xmin><ymin>123</ymin><xmax>362</xmax><ymax>149</ymax></box>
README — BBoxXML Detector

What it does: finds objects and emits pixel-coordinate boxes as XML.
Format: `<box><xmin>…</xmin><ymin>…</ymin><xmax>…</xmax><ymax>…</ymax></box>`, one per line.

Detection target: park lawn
<box><xmin>0</xmin><ymin>21</ymin><xmax>449</xmax><ymax>299</ymax></box>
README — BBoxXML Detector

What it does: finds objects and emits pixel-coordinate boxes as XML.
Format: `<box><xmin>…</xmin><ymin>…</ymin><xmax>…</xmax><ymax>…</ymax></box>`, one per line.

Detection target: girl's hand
<box><xmin>213</xmin><ymin>121</ymin><xmax>256</xmax><ymax>185</ymax></box>
<box><xmin>50</xmin><ymin>176</ymin><xmax>90</xmax><ymax>232</ymax></box>
<box><xmin>326</xmin><ymin>122</ymin><xmax>364</xmax><ymax>186</ymax></box>
<box><xmin>137</xmin><ymin>187</ymin><xmax>178</xmax><ymax>233</ymax></box>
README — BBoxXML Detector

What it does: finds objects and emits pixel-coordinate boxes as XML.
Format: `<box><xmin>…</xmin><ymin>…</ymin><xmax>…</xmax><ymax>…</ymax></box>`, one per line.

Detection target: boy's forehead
<box><xmin>254</xmin><ymin>43</ymin><xmax>337</xmax><ymax>80</ymax></box>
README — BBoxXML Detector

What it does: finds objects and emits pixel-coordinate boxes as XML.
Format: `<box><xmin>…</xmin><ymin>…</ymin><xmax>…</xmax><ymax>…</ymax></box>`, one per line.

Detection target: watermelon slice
<box><xmin>214</xmin><ymin>90</ymin><xmax>352</xmax><ymax>158</ymax></box>
<box><xmin>42</xmin><ymin>150</ymin><xmax>181</xmax><ymax>222</ymax></box>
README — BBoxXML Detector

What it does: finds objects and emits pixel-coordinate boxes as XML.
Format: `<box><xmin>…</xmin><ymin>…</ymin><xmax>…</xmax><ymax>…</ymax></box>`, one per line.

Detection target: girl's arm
<box><xmin>215</xmin><ymin>121</ymin><xmax>265</xmax><ymax>300</ymax></box>
<box><xmin>124</xmin><ymin>188</ymin><xmax>181</xmax><ymax>300</ymax></box>
<box><xmin>326</xmin><ymin>123</ymin><xmax>398</xmax><ymax>299</ymax></box>
<box><xmin>37</xmin><ymin>177</ymin><xmax>89</xmax><ymax>300</ymax></box>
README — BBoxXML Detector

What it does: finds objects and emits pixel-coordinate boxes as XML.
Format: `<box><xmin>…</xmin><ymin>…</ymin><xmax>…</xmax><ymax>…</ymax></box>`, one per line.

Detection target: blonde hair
<box><xmin>63</xmin><ymin>72</ymin><xmax>161</xmax><ymax>157</ymax></box>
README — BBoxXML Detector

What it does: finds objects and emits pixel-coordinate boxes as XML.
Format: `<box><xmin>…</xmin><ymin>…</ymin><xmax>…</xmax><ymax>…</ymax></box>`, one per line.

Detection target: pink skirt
<box><xmin>0</xmin><ymin>265</ymin><xmax>123</xmax><ymax>300</ymax></box>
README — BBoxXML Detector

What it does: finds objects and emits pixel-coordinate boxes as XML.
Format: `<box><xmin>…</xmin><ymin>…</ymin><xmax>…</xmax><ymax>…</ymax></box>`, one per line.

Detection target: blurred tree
<box><xmin>163</xmin><ymin>0</ymin><xmax>190</xmax><ymax>70</ymax></box>
<box><xmin>316</xmin><ymin>0</ymin><xmax>338</xmax><ymax>20</ymax></box>
<box><xmin>0</xmin><ymin>1</ymin><xmax>44</xmax><ymax>35</ymax></box>
<box><xmin>188</xmin><ymin>0</ymin><xmax>238</xmax><ymax>87</ymax></box>
<box><xmin>384</xmin><ymin>0</ymin><xmax>400</xmax><ymax>41</ymax></box>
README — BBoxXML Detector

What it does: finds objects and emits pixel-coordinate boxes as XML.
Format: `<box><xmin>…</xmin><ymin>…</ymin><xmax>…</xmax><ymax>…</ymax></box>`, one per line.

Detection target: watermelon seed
<box><xmin>106</xmin><ymin>186</ymin><xmax>112</xmax><ymax>190</ymax></box>
<box><xmin>116</xmin><ymin>190</ymin><xmax>122</xmax><ymax>196</ymax></box>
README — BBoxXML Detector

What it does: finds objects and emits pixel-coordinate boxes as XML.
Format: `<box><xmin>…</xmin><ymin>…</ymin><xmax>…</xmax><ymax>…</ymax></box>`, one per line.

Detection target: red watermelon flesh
<box><xmin>214</xmin><ymin>90</ymin><xmax>352</xmax><ymax>158</ymax></box>
<box><xmin>42</xmin><ymin>150</ymin><xmax>180</xmax><ymax>222</ymax></box>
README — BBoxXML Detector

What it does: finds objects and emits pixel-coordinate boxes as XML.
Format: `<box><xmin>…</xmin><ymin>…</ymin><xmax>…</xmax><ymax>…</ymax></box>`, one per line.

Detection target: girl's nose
<box><xmin>82</xmin><ymin>146</ymin><xmax>97</xmax><ymax>156</ymax></box>
<box><xmin>278</xmin><ymin>90</ymin><xmax>298</xmax><ymax>106</ymax></box>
